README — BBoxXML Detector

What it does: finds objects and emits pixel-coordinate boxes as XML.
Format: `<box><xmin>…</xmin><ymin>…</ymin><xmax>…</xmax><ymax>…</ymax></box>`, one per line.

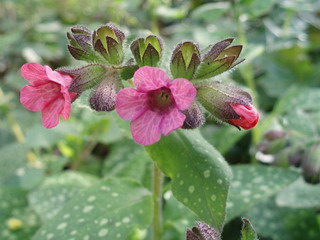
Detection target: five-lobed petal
<box><xmin>20</xmin><ymin>63</ymin><xmax>76</xmax><ymax>128</ymax></box>
<box><xmin>116</xmin><ymin>66</ymin><xmax>196</xmax><ymax>145</ymax></box>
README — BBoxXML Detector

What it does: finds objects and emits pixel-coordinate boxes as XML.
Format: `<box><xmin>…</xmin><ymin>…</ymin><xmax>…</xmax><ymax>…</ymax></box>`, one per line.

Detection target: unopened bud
<box><xmin>170</xmin><ymin>41</ymin><xmax>200</xmax><ymax>79</ymax></box>
<box><xmin>182</xmin><ymin>102</ymin><xmax>205</xmax><ymax>129</ymax></box>
<box><xmin>264</xmin><ymin>130</ymin><xmax>287</xmax><ymax>141</ymax></box>
<box><xmin>194</xmin><ymin>38</ymin><xmax>244</xmax><ymax>80</ymax></box>
<box><xmin>301</xmin><ymin>144</ymin><xmax>320</xmax><ymax>184</ymax></box>
<box><xmin>67</xmin><ymin>26</ymin><xmax>98</xmax><ymax>62</ymax></box>
<box><xmin>186</xmin><ymin>222</ymin><xmax>220</xmax><ymax>240</ymax></box>
<box><xmin>89</xmin><ymin>70</ymin><xmax>122</xmax><ymax>111</ymax></box>
<box><xmin>130</xmin><ymin>35</ymin><xmax>163</xmax><ymax>67</ymax></box>
<box><xmin>92</xmin><ymin>24</ymin><xmax>125</xmax><ymax>65</ymax></box>
<box><xmin>288</xmin><ymin>149</ymin><xmax>304</xmax><ymax>167</ymax></box>
<box><xmin>197</xmin><ymin>82</ymin><xmax>258</xmax><ymax>129</ymax></box>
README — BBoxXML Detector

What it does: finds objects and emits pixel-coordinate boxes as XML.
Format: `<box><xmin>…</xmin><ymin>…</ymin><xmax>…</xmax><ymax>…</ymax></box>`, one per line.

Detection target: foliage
<box><xmin>1</xmin><ymin>0</ymin><xmax>320</xmax><ymax>239</ymax></box>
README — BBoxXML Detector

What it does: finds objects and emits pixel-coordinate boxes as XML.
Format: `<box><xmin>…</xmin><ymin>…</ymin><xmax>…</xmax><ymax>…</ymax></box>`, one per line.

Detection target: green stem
<box><xmin>152</xmin><ymin>162</ymin><xmax>163</xmax><ymax>240</ymax></box>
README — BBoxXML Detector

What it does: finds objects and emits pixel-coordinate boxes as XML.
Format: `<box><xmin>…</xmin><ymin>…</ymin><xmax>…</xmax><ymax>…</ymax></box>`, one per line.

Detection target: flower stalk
<box><xmin>152</xmin><ymin>162</ymin><xmax>163</xmax><ymax>240</ymax></box>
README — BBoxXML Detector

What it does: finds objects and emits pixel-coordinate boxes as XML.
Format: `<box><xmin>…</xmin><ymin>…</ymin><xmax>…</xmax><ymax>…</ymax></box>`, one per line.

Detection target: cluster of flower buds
<box><xmin>20</xmin><ymin>23</ymin><xmax>260</xmax><ymax>145</ymax></box>
<box><xmin>255</xmin><ymin>130</ymin><xmax>320</xmax><ymax>184</ymax></box>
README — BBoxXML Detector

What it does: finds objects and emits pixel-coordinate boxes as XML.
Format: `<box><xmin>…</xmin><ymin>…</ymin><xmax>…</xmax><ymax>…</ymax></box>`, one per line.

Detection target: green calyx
<box><xmin>130</xmin><ymin>35</ymin><xmax>163</xmax><ymax>67</ymax></box>
<box><xmin>170</xmin><ymin>41</ymin><xmax>200</xmax><ymax>80</ymax></box>
<box><xmin>92</xmin><ymin>24</ymin><xmax>125</xmax><ymax>65</ymax></box>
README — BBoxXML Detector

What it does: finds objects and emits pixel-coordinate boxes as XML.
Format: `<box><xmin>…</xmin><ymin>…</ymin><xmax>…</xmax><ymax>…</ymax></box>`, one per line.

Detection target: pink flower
<box><xmin>20</xmin><ymin>63</ymin><xmax>77</xmax><ymax>128</ymax></box>
<box><xmin>228</xmin><ymin>103</ymin><xmax>259</xmax><ymax>130</ymax></box>
<box><xmin>116</xmin><ymin>66</ymin><xmax>196</xmax><ymax>145</ymax></box>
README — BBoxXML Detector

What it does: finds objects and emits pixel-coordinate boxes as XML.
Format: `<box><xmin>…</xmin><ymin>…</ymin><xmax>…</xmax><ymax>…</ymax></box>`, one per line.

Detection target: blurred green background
<box><xmin>1</xmin><ymin>0</ymin><xmax>320</xmax><ymax>239</ymax></box>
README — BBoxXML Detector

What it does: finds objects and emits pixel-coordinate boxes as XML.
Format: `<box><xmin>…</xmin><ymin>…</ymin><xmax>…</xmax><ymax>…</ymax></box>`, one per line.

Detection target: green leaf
<box><xmin>0</xmin><ymin>143</ymin><xmax>28</xmax><ymax>184</ymax></box>
<box><xmin>226</xmin><ymin>165</ymin><xmax>299</xmax><ymax>222</ymax></box>
<box><xmin>146</xmin><ymin>130</ymin><xmax>232</xmax><ymax>230</ymax></box>
<box><xmin>25</xmin><ymin>124</ymin><xmax>74</xmax><ymax>148</ymax></box>
<box><xmin>240</xmin><ymin>0</ymin><xmax>277</xmax><ymax>19</ymax></box>
<box><xmin>241</xmin><ymin>218</ymin><xmax>258</xmax><ymax>240</ymax></box>
<box><xmin>276</xmin><ymin>177</ymin><xmax>320</xmax><ymax>208</ymax></box>
<box><xmin>29</xmin><ymin>171</ymin><xmax>99</xmax><ymax>222</ymax></box>
<box><xmin>32</xmin><ymin>178</ymin><xmax>153</xmax><ymax>240</ymax></box>
<box><xmin>191</xmin><ymin>2</ymin><xmax>231</xmax><ymax>21</ymax></box>
<box><xmin>0</xmin><ymin>186</ymin><xmax>40</xmax><ymax>240</ymax></box>
<box><xmin>201</xmin><ymin>125</ymin><xmax>247</xmax><ymax>154</ymax></box>
<box><xmin>245</xmin><ymin>197</ymin><xmax>320</xmax><ymax>240</ymax></box>
<box><xmin>163</xmin><ymin>191</ymin><xmax>199</xmax><ymax>239</ymax></box>
<box><xmin>4</xmin><ymin>165</ymin><xmax>44</xmax><ymax>190</ymax></box>
<box><xmin>102</xmin><ymin>139</ymin><xmax>151</xmax><ymax>187</ymax></box>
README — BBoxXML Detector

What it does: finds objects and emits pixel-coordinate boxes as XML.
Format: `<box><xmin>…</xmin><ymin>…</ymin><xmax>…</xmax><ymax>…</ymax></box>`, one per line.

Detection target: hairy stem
<box><xmin>152</xmin><ymin>162</ymin><xmax>163</xmax><ymax>240</ymax></box>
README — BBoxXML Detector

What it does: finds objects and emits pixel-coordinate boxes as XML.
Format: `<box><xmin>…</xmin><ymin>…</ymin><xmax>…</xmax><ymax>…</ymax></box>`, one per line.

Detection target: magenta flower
<box><xmin>116</xmin><ymin>66</ymin><xmax>196</xmax><ymax>145</ymax></box>
<box><xmin>20</xmin><ymin>63</ymin><xmax>77</xmax><ymax>128</ymax></box>
<box><xmin>228</xmin><ymin>103</ymin><xmax>259</xmax><ymax>130</ymax></box>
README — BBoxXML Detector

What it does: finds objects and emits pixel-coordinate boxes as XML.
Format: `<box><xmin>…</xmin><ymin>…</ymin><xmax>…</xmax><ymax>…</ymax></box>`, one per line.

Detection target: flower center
<box><xmin>148</xmin><ymin>87</ymin><xmax>174</xmax><ymax>112</ymax></box>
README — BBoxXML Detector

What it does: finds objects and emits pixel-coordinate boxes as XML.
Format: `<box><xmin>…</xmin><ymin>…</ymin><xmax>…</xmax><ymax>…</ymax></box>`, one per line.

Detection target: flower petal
<box><xmin>41</xmin><ymin>97</ymin><xmax>65</xmax><ymax>128</ymax></box>
<box><xmin>131</xmin><ymin>110</ymin><xmax>162</xmax><ymax>146</ymax></box>
<box><xmin>160</xmin><ymin>108</ymin><xmax>186</xmax><ymax>136</ymax></box>
<box><xmin>61</xmin><ymin>92</ymin><xmax>72</xmax><ymax>121</ymax></box>
<box><xmin>20</xmin><ymin>63</ymin><xmax>51</xmax><ymax>86</ymax></box>
<box><xmin>228</xmin><ymin>103</ymin><xmax>259</xmax><ymax>130</ymax></box>
<box><xmin>20</xmin><ymin>82</ymin><xmax>61</xmax><ymax>111</ymax></box>
<box><xmin>133</xmin><ymin>66</ymin><xmax>169</xmax><ymax>92</ymax></box>
<box><xmin>116</xmin><ymin>88</ymin><xmax>149</xmax><ymax>121</ymax></box>
<box><xmin>46</xmin><ymin>66</ymin><xmax>73</xmax><ymax>88</ymax></box>
<box><xmin>169</xmin><ymin>78</ymin><xmax>196</xmax><ymax>110</ymax></box>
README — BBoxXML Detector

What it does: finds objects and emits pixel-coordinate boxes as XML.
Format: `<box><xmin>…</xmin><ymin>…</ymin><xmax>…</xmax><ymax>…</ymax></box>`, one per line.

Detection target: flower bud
<box><xmin>182</xmin><ymin>101</ymin><xmax>205</xmax><ymax>129</ymax></box>
<box><xmin>67</xmin><ymin>26</ymin><xmax>98</xmax><ymax>62</ymax></box>
<box><xmin>170</xmin><ymin>41</ymin><xmax>200</xmax><ymax>79</ymax></box>
<box><xmin>197</xmin><ymin>82</ymin><xmax>258</xmax><ymax>129</ymax></box>
<box><xmin>89</xmin><ymin>70</ymin><xmax>122</xmax><ymax>111</ymax></box>
<box><xmin>194</xmin><ymin>38</ymin><xmax>244</xmax><ymax>80</ymax></box>
<box><xmin>130</xmin><ymin>35</ymin><xmax>163</xmax><ymax>67</ymax></box>
<box><xmin>264</xmin><ymin>130</ymin><xmax>287</xmax><ymax>141</ymax></box>
<box><xmin>57</xmin><ymin>64</ymin><xmax>108</xmax><ymax>94</ymax></box>
<box><xmin>301</xmin><ymin>144</ymin><xmax>320</xmax><ymax>184</ymax></box>
<box><xmin>228</xmin><ymin>103</ymin><xmax>259</xmax><ymax>130</ymax></box>
<box><xmin>186</xmin><ymin>222</ymin><xmax>220</xmax><ymax>240</ymax></box>
<box><xmin>288</xmin><ymin>149</ymin><xmax>304</xmax><ymax>167</ymax></box>
<box><xmin>92</xmin><ymin>24</ymin><xmax>125</xmax><ymax>65</ymax></box>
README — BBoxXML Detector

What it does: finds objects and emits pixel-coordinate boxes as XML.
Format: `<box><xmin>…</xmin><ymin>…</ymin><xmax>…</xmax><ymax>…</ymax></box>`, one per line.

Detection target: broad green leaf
<box><xmin>276</xmin><ymin>177</ymin><xmax>320</xmax><ymax>208</ymax></box>
<box><xmin>240</xmin><ymin>0</ymin><xmax>277</xmax><ymax>19</ymax></box>
<box><xmin>4</xmin><ymin>165</ymin><xmax>44</xmax><ymax>190</ymax></box>
<box><xmin>0</xmin><ymin>143</ymin><xmax>28</xmax><ymax>183</ymax></box>
<box><xmin>201</xmin><ymin>125</ymin><xmax>247</xmax><ymax>154</ymax></box>
<box><xmin>282</xmin><ymin>108</ymin><xmax>317</xmax><ymax>139</ymax></box>
<box><xmin>255</xmin><ymin>86</ymin><xmax>320</xmax><ymax>142</ymax></box>
<box><xmin>226</xmin><ymin>165</ymin><xmax>299</xmax><ymax>222</ymax></box>
<box><xmin>146</xmin><ymin>130</ymin><xmax>231</xmax><ymax>230</ymax></box>
<box><xmin>241</xmin><ymin>218</ymin><xmax>258</xmax><ymax>240</ymax></box>
<box><xmin>245</xmin><ymin>197</ymin><xmax>320</xmax><ymax>240</ymax></box>
<box><xmin>32</xmin><ymin>178</ymin><xmax>153</xmax><ymax>240</ymax></box>
<box><xmin>25</xmin><ymin>124</ymin><xmax>75</xmax><ymax>148</ymax></box>
<box><xmin>29</xmin><ymin>171</ymin><xmax>99</xmax><ymax>222</ymax></box>
<box><xmin>0</xmin><ymin>186</ymin><xmax>40</xmax><ymax>240</ymax></box>
<box><xmin>163</xmin><ymin>191</ymin><xmax>199</xmax><ymax>240</ymax></box>
<box><xmin>102</xmin><ymin>139</ymin><xmax>151</xmax><ymax>187</ymax></box>
<box><xmin>191</xmin><ymin>2</ymin><xmax>230</xmax><ymax>21</ymax></box>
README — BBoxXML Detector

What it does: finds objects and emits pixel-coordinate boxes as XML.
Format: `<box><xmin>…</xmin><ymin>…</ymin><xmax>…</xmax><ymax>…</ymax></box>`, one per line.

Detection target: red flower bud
<box><xmin>228</xmin><ymin>103</ymin><xmax>259</xmax><ymax>130</ymax></box>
